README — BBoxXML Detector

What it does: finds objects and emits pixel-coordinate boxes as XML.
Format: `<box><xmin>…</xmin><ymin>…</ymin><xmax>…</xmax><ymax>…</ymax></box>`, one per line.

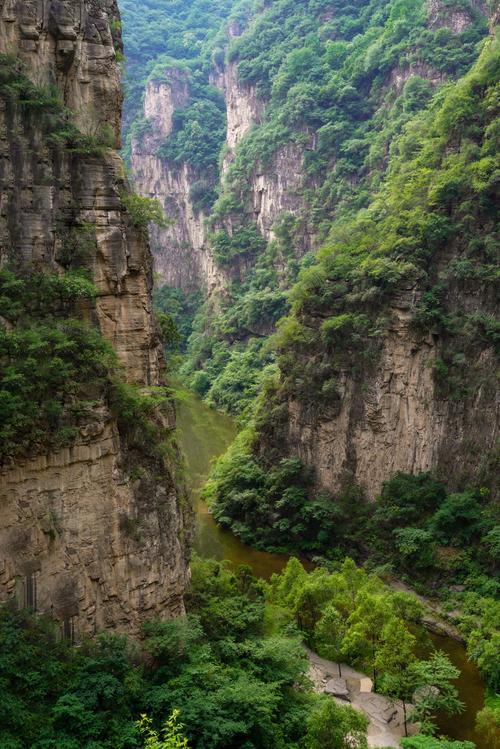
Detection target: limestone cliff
<box><xmin>131</xmin><ymin>0</ymin><xmax>488</xmax><ymax>292</ymax></box>
<box><xmin>131</xmin><ymin>71</ymin><xmax>220</xmax><ymax>292</ymax></box>
<box><xmin>128</xmin><ymin>0</ymin><xmax>495</xmax><ymax>505</ymax></box>
<box><xmin>0</xmin><ymin>0</ymin><xmax>190</xmax><ymax>636</ymax></box>
<box><xmin>283</xmin><ymin>291</ymin><xmax>498</xmax><ymax>501</ymax></box>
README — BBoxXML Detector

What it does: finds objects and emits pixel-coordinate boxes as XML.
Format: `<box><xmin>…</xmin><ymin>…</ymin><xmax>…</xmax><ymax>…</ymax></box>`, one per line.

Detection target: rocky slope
<box><xmin>0</xmin><ymin>0</ymin><xmax>190</xmax><ymax>636</ymax></box>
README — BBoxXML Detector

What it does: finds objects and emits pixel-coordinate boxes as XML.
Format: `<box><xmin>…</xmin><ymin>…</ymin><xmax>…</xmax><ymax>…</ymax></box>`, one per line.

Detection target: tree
<box><xmin>121</xmin><ymin>193</ymin><xmax>171</xmax><ymax>232</ymax></box>
<box><xmin>463</xmin><ymin>598</ymin><xmax>500</xmax><ymax>691</ymax></box>
<box><xmin>304</xmin><ymin>697</ymin><xmax>368</xmax><ymax>749</ymax></box>
<box><xmin>375</xmin><ymin>618</ymin><xmax>417</xmax><ymax>736</ymax></box>
<box><xmin>401</xmin><ymin>737</ymin><xmax>475</xmax><ymax>748</ymax></box>
<box><xmin>408</xmin><ymin>652</ymin><xmax>464</xmax><ymax>735</ymax></box>
<box><xmin>156</xmin><ymin>311</ymin><xmax>182</xmax><ymax>350</ymax></box>
<box><xmin>314</xmin><ymin>603</ymin><xmax>348</xmax><ymax>677</ymax></box>
<box><xmin>343</xmin><ymin>592</ymin><xmax>393</xmax><ymax>689</ymax></box>
<box><xmin>393</xmin><ymin>527</ymin><xmax>437</xmax><ymax>570</ymax></box>
<box><xmin>137</xmin><ymin>711</ymin><xmax>189</xmax><ymax>748</ymax></box>
<box><xmin>475</xmin><ymin>702</ymin><xmax>500</xmax><ymax>749</ymax></box>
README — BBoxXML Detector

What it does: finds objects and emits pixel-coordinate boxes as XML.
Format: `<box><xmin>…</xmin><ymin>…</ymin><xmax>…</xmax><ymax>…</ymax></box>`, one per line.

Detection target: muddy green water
<box><xmin>175</xmin><ymin>386</ymin><xmax>291</xmax><ymax>578</ymax></box>
<box><xmin>175</xmin><ymin>387</ymin><xmax>486</xmax><ymax>748</ymax></box>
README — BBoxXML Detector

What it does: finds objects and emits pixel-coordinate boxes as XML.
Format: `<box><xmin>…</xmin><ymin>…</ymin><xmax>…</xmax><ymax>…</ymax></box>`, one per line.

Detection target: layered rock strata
<box><xmin>131</xmin><ymin>73</ymin><xmax>220</xmax><ymax>292</ymax></box>
<box><xmin>0</xmin><ymin>0</ymin><xmax>190</xmax><ymax>636</ymax></box>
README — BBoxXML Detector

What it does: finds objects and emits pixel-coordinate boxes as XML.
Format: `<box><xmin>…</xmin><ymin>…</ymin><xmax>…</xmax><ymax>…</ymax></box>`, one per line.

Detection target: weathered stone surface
<box><xmin>131</xmin><ymin>73</ymin><xmax>221</xmax><ymax>292</ymax></box>
<box><xmin>210</xmin><ymin>56</ymin><xmax>264</xmax><ymax>159</ymax></box>
<box><xmin>325</xmin><ymin>677</ymin><xmax>350</xmax><ymax>698</ymax></box>
<box><xmin>285</xmin><ymin>301</ymin><xmax>498</xmax><ymax>500</ymax></box>
<box><xmin>0</xmin><ymin>0</ymin><xmax>190</xmax><ymax>636</ymax></box>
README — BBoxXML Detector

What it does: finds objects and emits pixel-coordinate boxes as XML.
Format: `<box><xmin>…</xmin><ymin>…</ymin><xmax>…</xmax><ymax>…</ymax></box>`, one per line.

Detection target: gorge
<box><xmin>0</xmin><ymin>0</ymin><xmax>498</xmax><ymax>747</ymax></box>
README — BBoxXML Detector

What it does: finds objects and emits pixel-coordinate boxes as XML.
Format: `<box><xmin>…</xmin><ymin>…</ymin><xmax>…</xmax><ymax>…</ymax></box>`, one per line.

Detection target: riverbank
<box><xmin>307</xmin><ymin>646</ymin><xmax>414</xmax><ymax>748</ymax></box>
<box><xmin>391</xmin><ymin>579</ymin><xmax>465</xmax><ymax>643</ymax></box>
<box><xmin>174</xmin><ymin>387</ymin><xmax>488</xmax><ymax>748</ymax></box>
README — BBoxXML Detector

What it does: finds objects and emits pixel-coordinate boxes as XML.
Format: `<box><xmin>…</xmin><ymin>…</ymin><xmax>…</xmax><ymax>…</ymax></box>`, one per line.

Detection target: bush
<box><xmin>121</xmin><ymin>193</ymin><xmax>170</xmax><ymax>232</ymax></box>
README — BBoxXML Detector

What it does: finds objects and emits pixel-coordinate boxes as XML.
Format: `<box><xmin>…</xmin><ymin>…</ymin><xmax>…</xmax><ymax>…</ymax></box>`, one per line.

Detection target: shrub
<box><xmin>121</xmin><ymin>193</ymin><xmax>170</xmax><ymax>232</ymax></box>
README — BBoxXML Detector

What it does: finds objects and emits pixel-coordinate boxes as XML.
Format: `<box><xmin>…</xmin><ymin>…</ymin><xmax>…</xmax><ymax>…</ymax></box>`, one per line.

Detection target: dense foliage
<box><xmin>206</xmin><ymin>429</ymin><xmax>499</xmax><ymax>585</ymax></box>
<box><xmin>121</xmin><ymin>0</ymin><xmax>230</xmax><ymax>196</ymax></box>
<box><xmin>0</xmin><ymin>557</ymin><xmax>381</xmax><ymax>749</ymax></box>
<box><xmin>202</xmin><ymin>25</ymin><xmax>499</xmax><ymax>595</ymax></box>
<box><xmin>269</xmin><ymin>32</ymin><xmax>499</xmax><ymax>406</ymax></box>
<box><xmin>175</xmin><ymin>0</ymin><xmax>491</xmax><ymax>408</ymax></box>
<box><xmin>206</xmin><ymin>428</ymin><xmax>500</xmax><ymax>693</ymax></box>
<box><xmin>154</xmin><ymin>285</ymin><xmax>203</xmax><ymax>356</ymax></box>
<box><xmin>0</xmin><ymin>263</ymin><xmax>178</xmax><ymax>463</ymax></box>
<box><xmin>268</xmin><ymin>558</ymin><xmax>466</xmax><ymax>738</ymax></box>
<box><xmin>0</xmin><ymin>268</ymin><xmax>112</xmax><ymax>459</ymax></box>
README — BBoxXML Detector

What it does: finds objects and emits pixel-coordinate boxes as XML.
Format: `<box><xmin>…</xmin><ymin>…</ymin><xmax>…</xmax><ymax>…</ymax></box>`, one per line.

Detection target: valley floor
<box><xmin>307</xmin><ymin>646</ymin><xmax>414</xmax><ymax>748</ymax></box>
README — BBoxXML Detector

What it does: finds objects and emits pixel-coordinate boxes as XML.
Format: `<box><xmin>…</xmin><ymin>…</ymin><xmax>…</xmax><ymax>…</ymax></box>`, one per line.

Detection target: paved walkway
<box><xmin>306</xmin><ymin>647</ymin><xmax>416</xmax><ymax>748</ymax></box>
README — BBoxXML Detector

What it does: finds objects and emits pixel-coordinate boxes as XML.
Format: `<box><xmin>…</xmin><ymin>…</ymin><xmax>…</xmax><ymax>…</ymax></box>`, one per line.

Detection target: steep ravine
<box><xmin>0</xmin><ymin>0</ymin><xmax>189</xmax><ymax>636</ymax></box>
<box><xmin>176</xmin><ymin>388</ymin><xmax>488</xmax><ymax>749</ymax></box>
<box><xmin>129</xmin><ymin>0</ymin><xmax>497</xmax><ymax>501</ymax></box>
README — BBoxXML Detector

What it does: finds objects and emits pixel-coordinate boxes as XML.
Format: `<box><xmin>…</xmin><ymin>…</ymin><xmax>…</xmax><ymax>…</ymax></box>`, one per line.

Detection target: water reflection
<box><xmin>428</xmin><ymin>632</ymin><xmax>486</xmax><ymax>748</ymax></box>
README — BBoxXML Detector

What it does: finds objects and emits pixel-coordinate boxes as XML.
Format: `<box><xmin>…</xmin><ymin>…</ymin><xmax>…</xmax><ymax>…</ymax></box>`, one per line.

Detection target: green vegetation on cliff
<box><xmin>121</xmin><ymin>0</ymin><xmax>231</xmax><ymax>190</ymax></box>
<box><xmin>0</xmin><ymin>558</ymin><xmax>369</xmax><ymax>749</ymax></box>
<box><xmin>204</xmin><ymin>29</ymin><xmax>499</xmax><ymax>569</ymax></box>
<box><xmin>270</xmin><ymin>31</ymin><xmax>499</xmax><ymax>404</ymax></box>
<box><xmin>0</xmin><ymin>268</ymin><xmax>109</xmax><ymax>459</ymax></box>
<box><xmin>1</xmin><ymin>556</ymin><xmax>477</xmax><ymax>749</ymax></box>
<box><xmin>218</xmin><ymin>0</ymin><xmax>487</xmax><ymax>225</ymax></box>
<box><xmin>168</xmin><ymin>0</ymin><xmax>492</xmax><ymax>418</ymax></box>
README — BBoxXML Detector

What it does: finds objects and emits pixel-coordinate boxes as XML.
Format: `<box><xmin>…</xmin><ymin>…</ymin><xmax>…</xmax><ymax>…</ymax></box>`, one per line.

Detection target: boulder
<box><xmin>325</xmin><ymin>678</ymin><xmax>350</xmax><ymax>699</ymax></box>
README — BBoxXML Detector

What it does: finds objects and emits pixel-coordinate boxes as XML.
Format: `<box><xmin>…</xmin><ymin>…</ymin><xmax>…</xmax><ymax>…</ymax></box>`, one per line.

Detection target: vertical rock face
<box><xmin>131</xmin><ymin>71</ymin><xmax>221</xmax><ymax>292</ymax></box>
<box><xmin>0</xmin><ymin>0</ymin><xmax>190</xmax><ymax>636</ymax></box>
<box><xmin>130</xmin><ymin>0</ymin><xmax>490</xmax><ymax>295</ymax></box>
<box><xmin>128</xmin><ymin>0</ymin><xmax>495</xmax><ymax>506</ymax></box>
<box><xmin>210</xmin><ymin>57</ymin><xmax>264</xmax><ymax>158</ymax></box>
<box><xmin>250</xmin><ymin>143</ymin><xmax>314</xmax><ymax>250</ymax></box>
<box><xmin>285</xmin><ymin>298</ymin><xmax>498</xmax><ymax>500</ymax></box>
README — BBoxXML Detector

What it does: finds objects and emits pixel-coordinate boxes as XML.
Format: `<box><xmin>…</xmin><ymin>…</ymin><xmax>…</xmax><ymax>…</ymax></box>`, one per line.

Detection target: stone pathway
<box><xmin>306</xmin><ymin>647</ymin><xmax>417</xmax><ymax>748</ymax></box>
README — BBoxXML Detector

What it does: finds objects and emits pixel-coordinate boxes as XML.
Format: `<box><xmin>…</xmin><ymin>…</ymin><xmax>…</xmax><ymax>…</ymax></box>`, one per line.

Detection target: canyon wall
<box><xmin>130</xmin><ymin>21</ymin><xmax>311</xmax><ymax>292</ymax></box>
<box><xmin>0</xmin><ymin>0</ymin><xmax>190</xmax><ymax>636</ymax></box>
<box><xmin>129</xmin><ymin>0</ymin><xmax>497</xmax><ymax>502</ymax></box>
<box><xmin>283</xmin><ymin>289</ymin><xmax>498</xmax><ymax>501</ymax></box>
<box><xmin>131</xmin><ymin>72</ymin><xmax>221</xmax><ymax>292</ymax></box>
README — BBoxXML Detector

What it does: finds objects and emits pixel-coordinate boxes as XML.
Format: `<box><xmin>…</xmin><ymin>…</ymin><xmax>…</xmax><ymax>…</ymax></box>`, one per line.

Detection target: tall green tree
<box><xmin>304</xmin><ymin>697</ymin><xmax>368</xmax><ymax>749</ymax></box>
<box><xmin>375</xmin><ymin>619</ymin><xmax>417</xmax><ymax>736</ymax></box>
<box><xmin>409</xmin><ymin>652</ymin><xmax>464</xmax><ymax>736</ymax></box>
<box><xmin>314</xmin><ymin>604</ymin><xmax>348</xmax><ymax>677</ymax></box>
<box><xmin>343</xmin><ymin>592</ymin><xmax>393</xmax><ymax>689</ymax></box>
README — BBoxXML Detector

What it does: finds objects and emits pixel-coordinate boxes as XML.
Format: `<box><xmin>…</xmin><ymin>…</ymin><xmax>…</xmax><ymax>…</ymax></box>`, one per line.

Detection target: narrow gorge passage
<box><xmin>172</xmin><ymin>388</ymin><xmax>488</xmax><ymax>748</ymax></box>
<box><xmin>0</xmin><ymin>0</ymin><xmax>496</xmax><ymax>746</ymax></box>
<box><xmin>174</xmin><ymin>385</ymin><xmax>293</xmax><ymax>578</ymax></box>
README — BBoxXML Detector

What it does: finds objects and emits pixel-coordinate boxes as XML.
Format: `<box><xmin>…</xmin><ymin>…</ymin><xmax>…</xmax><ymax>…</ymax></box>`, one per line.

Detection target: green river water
<box><xmin>175</xmin><ymin>387</ymin><xmax>486</xmax><ymax>748</ymax></box>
